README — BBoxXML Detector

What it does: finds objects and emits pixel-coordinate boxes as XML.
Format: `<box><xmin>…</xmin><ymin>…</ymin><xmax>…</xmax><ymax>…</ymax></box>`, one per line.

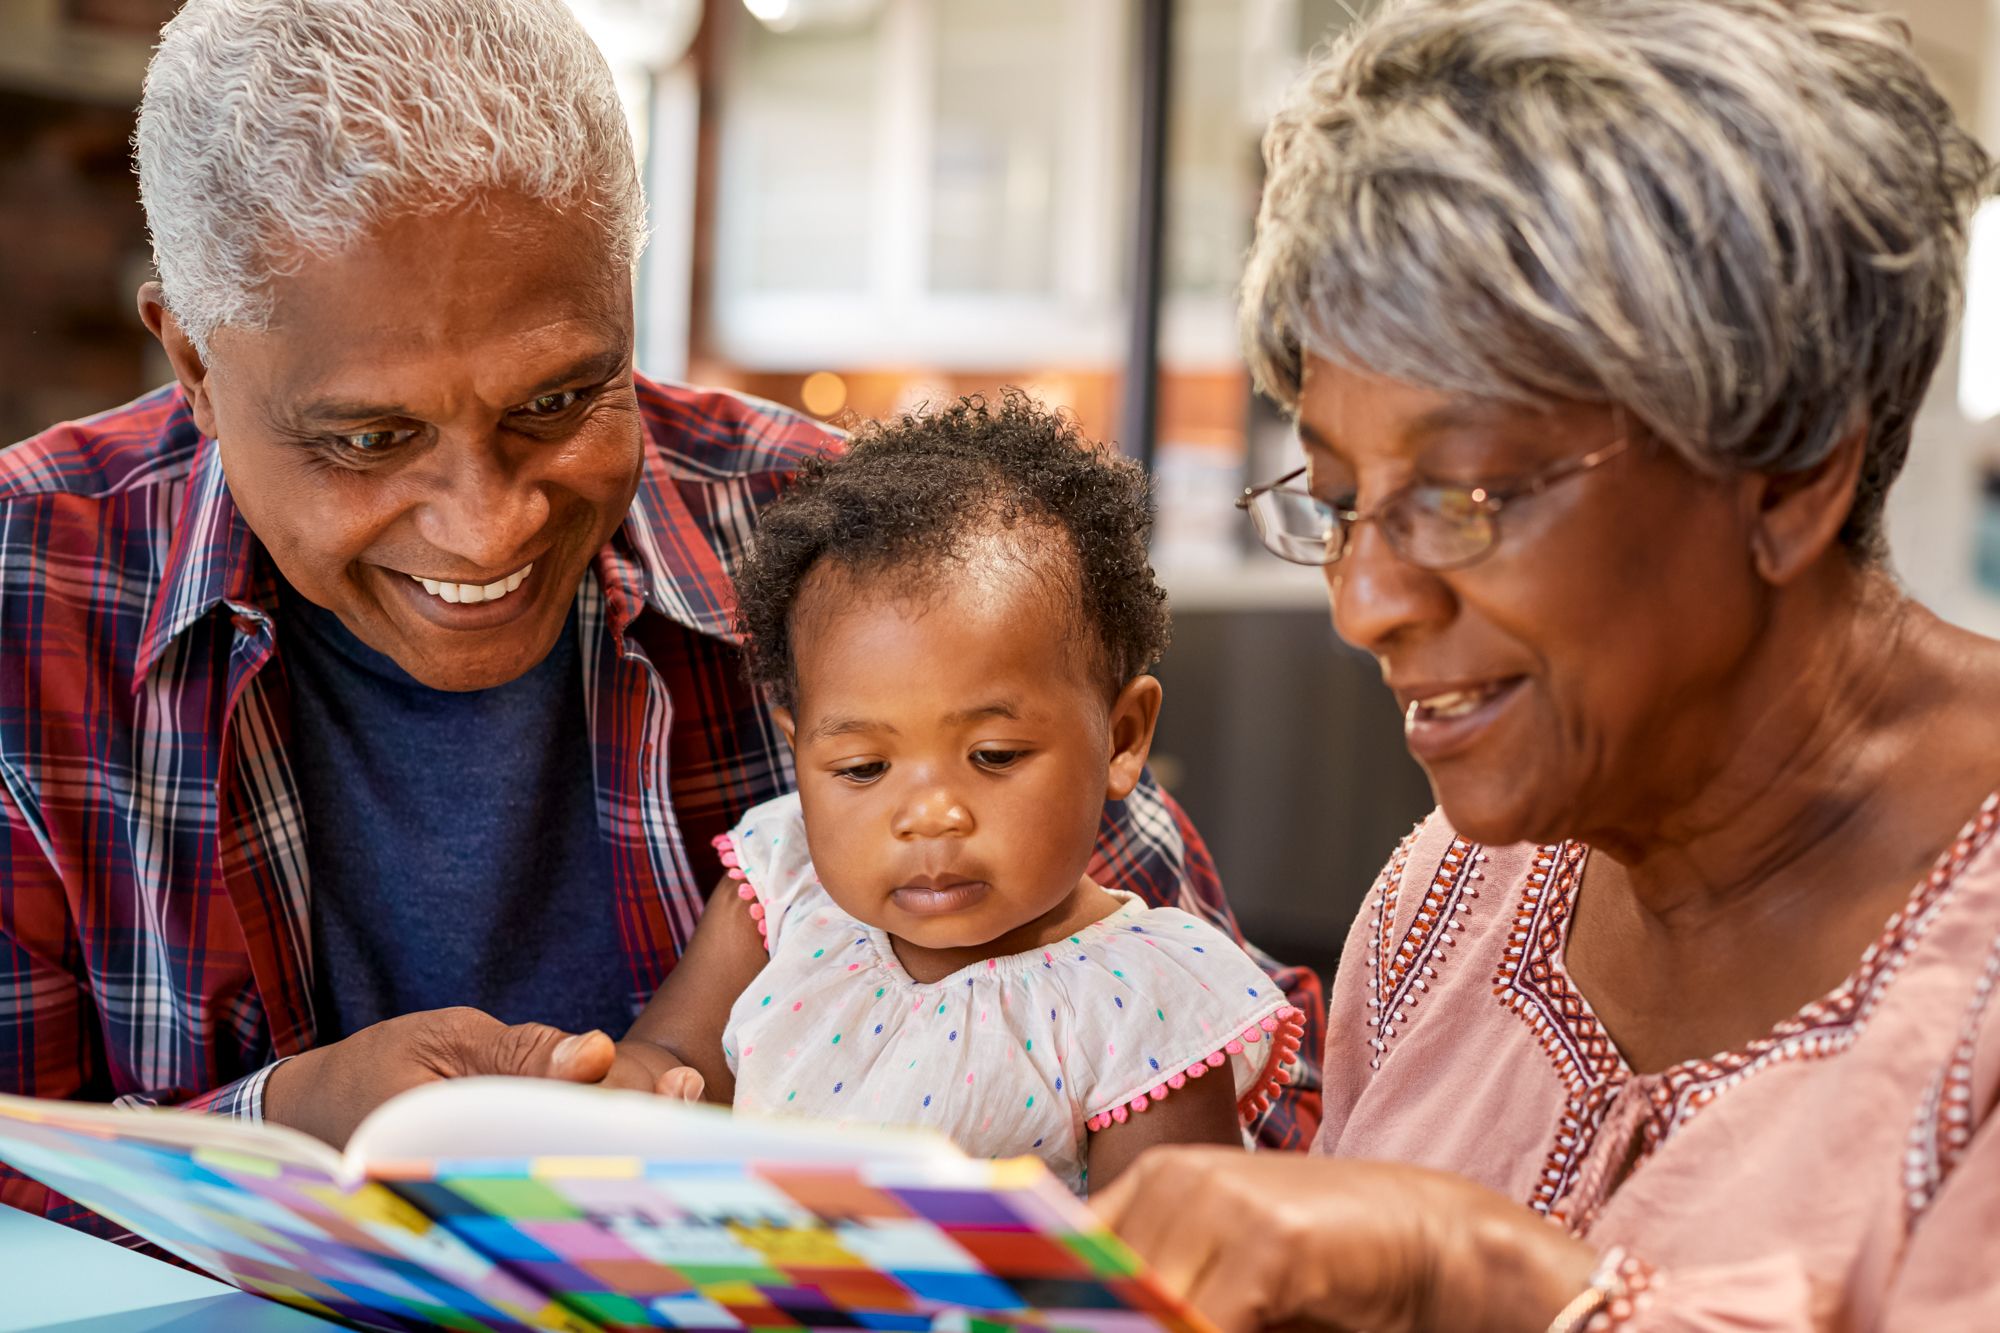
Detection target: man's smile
<box><xmin>406</xmin><ymin>560</ymin><xmax>534</xmax><ymax>605</ymax></box>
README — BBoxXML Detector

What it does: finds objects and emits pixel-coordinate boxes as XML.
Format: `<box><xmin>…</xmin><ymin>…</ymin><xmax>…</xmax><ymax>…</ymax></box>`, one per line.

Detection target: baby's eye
<box><xmin>521</xmin><ymin>389</ymin><xmax>583</xmax><ymax>416</ymax></box>
<box><xmin>831</xmin><ymin>761</ymin><xmax>887</xmax><ymax>785</ymax></box>
<box><xmin>971</xmin><ymin>749</ymin><xmax>1029</xmax><ymax>771</ymax></box>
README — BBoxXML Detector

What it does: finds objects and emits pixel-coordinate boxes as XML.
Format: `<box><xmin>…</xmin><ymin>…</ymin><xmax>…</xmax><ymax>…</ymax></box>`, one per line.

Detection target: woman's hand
<box><xmin>1092</xmin><ymin>1147</ymin><xmax>1598</xmax><ymax>1333</ymax></box>
<box><xmin>598</xmin><ymin>1038</ymin><xmax>707</xmax><ymax>1101</ymax></box>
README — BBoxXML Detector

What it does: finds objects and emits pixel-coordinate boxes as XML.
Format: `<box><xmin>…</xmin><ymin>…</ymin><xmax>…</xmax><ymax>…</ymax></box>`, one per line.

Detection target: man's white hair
<box><xmin>135</xmin><ymin>0</ymin><xmax>647</xmax><ymax>359</ymax></box>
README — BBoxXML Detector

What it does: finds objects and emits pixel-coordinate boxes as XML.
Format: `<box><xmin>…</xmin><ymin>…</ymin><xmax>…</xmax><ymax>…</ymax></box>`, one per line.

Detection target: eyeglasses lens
<box><xmin>1396</xmin><ymin>488</ymin><xmax>1494</xmax><ymax>568</ymax></box>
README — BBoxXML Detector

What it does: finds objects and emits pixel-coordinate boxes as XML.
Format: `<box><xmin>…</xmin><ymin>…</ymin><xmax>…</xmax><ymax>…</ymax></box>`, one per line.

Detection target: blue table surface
<box><xmin>0</xmin><ymin>1205</ymin><xmax>328</xmax><ymax>1332</ymax></box>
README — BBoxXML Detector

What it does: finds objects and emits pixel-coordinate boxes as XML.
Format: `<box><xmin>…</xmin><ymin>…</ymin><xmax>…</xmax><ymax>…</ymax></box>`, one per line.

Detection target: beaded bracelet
<box><xmin>1545</xmin><ymin>1247</ymin><xmax>1652</xmax><ymax>1333</ymax></box>
<box><xmin>1543</xmin><ymin>1282</ymin><xmax>1608</xmax><ymax>1333</ymax></box>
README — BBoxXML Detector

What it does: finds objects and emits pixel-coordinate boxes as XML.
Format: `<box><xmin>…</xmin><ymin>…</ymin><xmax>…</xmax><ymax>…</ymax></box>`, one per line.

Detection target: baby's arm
<box><xmin>605</xmin><ymin>875</ymin><xmax>769</xmax><ymax>1104</ymax></box>
<box><xmin>1085</xmin><ymin>1063</ymin><xmax>1243</xmax><ymax>1193</ymax></box>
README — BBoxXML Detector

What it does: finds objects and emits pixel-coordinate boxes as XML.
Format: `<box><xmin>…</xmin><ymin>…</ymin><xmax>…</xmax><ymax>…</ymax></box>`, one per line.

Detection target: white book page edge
<box><xmin>346</xmin><ymin>1077</ymin><xmax>969</xmax><ymax>1170</ymax></box>
<box><xmin>0</xmin><ymin>1089</ymin><xmax>346</xmax><ymax>1177</ymax></box>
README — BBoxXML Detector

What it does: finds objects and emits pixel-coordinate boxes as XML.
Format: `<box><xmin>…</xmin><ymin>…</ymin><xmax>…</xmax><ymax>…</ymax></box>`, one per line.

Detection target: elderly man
<box><xmin>0</xmin><ymin>0</ymin><xmax>1319</xmax><ymax>1237</ymax></box>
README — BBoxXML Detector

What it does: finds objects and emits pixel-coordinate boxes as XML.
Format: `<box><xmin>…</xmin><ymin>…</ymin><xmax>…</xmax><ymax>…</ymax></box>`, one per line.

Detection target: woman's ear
<box><xmin>1747</xmin><ymin>420</ymin><xmax>1868</xmax><ymax>585</ymax></box>
<box><xmin>1104</xmin><ymin>675</ymin><xmax>1164</xmax><ymax>802</ymax></box>
<box><xmin>137</xmin><ymin>282</ymin><xmax>220</xmax><ymax>439</ymax></box>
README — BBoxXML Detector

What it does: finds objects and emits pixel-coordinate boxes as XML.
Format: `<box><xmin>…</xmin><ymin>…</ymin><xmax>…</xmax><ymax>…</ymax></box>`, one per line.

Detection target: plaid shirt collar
<box><xmin>132</xmin><ymin>412</ymin><xmax>742</xmax><ymax>690</ymax></box>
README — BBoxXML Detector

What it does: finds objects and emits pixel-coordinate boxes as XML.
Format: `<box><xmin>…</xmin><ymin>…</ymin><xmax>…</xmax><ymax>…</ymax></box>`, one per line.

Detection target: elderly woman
<box><xmin>1099</xmin><ymin>0</ymin><xmax>1997</xmax><ymax>1330</ymax></box>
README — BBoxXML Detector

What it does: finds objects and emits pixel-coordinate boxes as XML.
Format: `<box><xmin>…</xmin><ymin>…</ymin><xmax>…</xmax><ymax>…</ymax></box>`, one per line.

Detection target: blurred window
<box><xmin>928</xmin><ymin>0</ymin><xmax>1065</xmax><ymax>294</ymax></box>
<box><xmin>708</xmin><ymin>0</ymin><xmax>1123</xmax><ymax>367</ymax></box>
<box><xmin>716</xmin><ymin>10</ymin><xmax>880</xmax><ymax>294</ymax></box>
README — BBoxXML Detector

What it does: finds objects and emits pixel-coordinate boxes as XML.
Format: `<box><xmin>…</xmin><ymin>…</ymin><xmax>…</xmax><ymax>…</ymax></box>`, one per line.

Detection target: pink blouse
<box><xmin>1315</xmin><ymin>797</ymin><xmax>2000</xmax><ymax>1330</ymax></box>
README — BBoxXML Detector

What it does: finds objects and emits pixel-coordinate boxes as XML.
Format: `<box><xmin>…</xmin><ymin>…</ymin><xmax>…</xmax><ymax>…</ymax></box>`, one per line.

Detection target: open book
<box><xmin>0</xmin><ymin>1080</ymin><xmax>1207</xmax><ymax>1333</ymax></box>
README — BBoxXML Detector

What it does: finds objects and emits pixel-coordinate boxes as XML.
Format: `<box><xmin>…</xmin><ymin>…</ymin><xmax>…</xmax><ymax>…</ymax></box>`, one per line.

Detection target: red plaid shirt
<box><xmin>0</xmin><ymin>377</ymin><xmax>1323</xmax><ymax>1235</ymax></box>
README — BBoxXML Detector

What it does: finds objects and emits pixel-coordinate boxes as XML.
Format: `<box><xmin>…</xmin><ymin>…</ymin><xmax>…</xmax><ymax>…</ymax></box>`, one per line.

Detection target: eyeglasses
<box><xmin>1235</xmin><ymin>437</ymin><xmax>1630</xmax><ymax>570</ymax></box>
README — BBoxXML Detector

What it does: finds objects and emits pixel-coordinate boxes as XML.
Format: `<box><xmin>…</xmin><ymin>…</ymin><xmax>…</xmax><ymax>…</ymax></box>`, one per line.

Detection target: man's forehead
<box><xmin>209</xmin><ymin>203</ymin><xmax>633</xmax><ymax>418</ymax></box>
<box><xmin>270</xmin><ymin>339</ymin><xmax>633</xmax><ymax>426</ymax></box>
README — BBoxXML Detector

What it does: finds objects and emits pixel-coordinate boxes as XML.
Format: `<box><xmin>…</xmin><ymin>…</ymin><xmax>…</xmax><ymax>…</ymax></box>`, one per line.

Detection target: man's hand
<box><xmin>1093</xmin><ymin>1147</ymin><xmax>1598</xmax><ymax>1333</ymax></box>
<box><xmin>263</xmin><ymin>1007</ymin><xmax>619</xmax><ymax>1148</ymax></box>
<box><xmin>597</xmin><ymin>1039</ymin><xmax>707</xmax><ymax>1101</ymax></box>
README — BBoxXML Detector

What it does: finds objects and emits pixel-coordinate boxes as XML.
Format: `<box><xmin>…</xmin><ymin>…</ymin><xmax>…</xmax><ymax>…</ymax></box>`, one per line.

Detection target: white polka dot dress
<box><xmin>714</xmin><ymin>793</ymin><xmax>1305</xmax><ymax>1193</ymax></box>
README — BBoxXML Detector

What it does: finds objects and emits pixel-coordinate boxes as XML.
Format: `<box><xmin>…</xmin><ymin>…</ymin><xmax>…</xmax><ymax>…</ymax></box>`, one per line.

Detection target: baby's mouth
<box><xmin>890</xmin><ymin>876</ymin><xmax>992</xmax><ymax>917</ymax></box>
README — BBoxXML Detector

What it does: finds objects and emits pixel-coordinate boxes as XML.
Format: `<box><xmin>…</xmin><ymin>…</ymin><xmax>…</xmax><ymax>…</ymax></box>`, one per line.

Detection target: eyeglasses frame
<box><xmin>1234</xmin><ymin>436</ymin><xmax>1632</xmax><ymax>570</ymax></box>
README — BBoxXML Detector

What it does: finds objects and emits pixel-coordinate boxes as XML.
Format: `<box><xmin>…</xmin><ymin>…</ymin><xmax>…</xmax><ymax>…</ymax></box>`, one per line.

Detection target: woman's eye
<box><xmin>832</xmin><ymin>761</ymin><xmax>887</xmax><ymax>784</ymax></box>
<box><xmin>523</xmin><ymin>389</ymin><xmax>583</xmax><ymax>416</ymax></box>
<box><xmin>971</xmin><ymin>749</ymin><xmax>1028</xmax><ymax>771</ymax></box>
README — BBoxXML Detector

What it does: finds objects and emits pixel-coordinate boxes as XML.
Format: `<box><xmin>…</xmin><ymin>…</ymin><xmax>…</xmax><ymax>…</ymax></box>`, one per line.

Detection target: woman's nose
<box><xmin>893</xmin><ymin>785</ymin><xmax>973</xmax><ymax>839</ymax></box>
<box><xmin>1326</xmin><ymin>518</ymin><xmax>1454</xmax><ymax>654</ymax></box>
<box><xmin>415</xmin><ymin>441</ymin><xmax>550</xmax><ymax>572</ymax></box>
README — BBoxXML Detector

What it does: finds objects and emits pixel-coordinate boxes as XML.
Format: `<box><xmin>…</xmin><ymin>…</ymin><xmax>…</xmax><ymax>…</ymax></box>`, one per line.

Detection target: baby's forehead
<box><xmin>790</xmin><ymin>534</ymin><xmax>1109</xmax><ymax>687</ymax></box>
<box><xmin>800</xmin><ymin>520</ymin><xmax>1082</xmax><ymax>617</ymax></box>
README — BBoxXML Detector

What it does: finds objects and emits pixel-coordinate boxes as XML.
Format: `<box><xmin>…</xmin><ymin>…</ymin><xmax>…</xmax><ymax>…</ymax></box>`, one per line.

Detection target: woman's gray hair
<box><xmin>1243</xmin><ymin>0</ymin><xmax>1995</xmax><ymax>559</ymax></box>
<box><xmin>135</xmin><ymin>0</ymin><xmax>647</xmax><ymax>359</ymax></box>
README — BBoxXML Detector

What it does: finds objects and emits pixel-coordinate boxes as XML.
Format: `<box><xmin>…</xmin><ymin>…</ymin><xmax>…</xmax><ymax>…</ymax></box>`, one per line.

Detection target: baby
<box><xmin>609</xmin><ymin>393</ymin><xmax>1302</xmax><ymax>1192</ymax></box>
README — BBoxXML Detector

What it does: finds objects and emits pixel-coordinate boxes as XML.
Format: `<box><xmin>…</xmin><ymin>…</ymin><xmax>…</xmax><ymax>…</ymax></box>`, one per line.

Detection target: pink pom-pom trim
<box><xmin>713</xmin><ymin>832</ymin><xmax>773</xmax><ymax>949</ymax></box>
<box><xmin>1082</xmin><ymin>1004</ymin><xmax>1308</xmax><ymax>1134</ymax></box>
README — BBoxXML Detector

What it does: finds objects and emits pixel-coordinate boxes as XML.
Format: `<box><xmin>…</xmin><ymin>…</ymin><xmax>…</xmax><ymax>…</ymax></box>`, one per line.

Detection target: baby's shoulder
<box><xmin>1045</xmin><ymin>898</ymin><xmax>1306</xmax><ymax>1129</ymax></box>
<box><xmin>717</xmin><ymin>792</ymin><xmax>833</xmax><ymax>951</ymax></box>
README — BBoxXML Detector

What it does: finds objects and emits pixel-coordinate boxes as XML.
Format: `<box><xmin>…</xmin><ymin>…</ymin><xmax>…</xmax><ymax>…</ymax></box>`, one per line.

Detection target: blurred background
<box><xmin>1</xmin><ymin>0</ymin><xmax>1996</xmax><ymax>976</ymax></box>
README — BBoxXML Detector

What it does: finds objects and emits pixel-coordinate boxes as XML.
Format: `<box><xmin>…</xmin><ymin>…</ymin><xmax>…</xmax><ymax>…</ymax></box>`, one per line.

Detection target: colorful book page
<box><xmin>0</xmin><ymin>1113</ymin><xmax>591</xmax><ymax>1333</ymax></box>
<box><xmin>375</xmin><ymin>1154</ymin><xmax>1209</xmax><ymax>1333</ymax></box>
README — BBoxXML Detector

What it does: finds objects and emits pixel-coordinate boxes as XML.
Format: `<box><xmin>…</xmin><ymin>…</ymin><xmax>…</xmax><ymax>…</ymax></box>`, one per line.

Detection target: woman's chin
<box><xmin>1430</xmin><ymin>774</ymin><xmax>1568</xmax><ymax>848</ymax></box>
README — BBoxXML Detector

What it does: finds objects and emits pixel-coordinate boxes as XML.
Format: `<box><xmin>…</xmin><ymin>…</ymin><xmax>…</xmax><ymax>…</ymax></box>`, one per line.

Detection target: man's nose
<box><xmin>893</xmin><ymin>784</ymin><xmax>974</xmax><ymax>840</ymax></box>
<box><xmin>414</xmin><ymin>442</ymin><xmax>549</xmax><ymax>572</ymax></box>
<box><xmin>1326</xmin><ymin>518</ymin><xmax>1455</xmax><ymax>655</ymax></box>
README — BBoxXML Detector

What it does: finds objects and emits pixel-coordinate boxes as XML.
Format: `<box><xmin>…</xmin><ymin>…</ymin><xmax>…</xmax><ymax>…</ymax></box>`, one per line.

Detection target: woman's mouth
<box><xmin>1399</xmin><ymin>677</ymin><xmax>1526</xmax><ymax>761</ymax></box>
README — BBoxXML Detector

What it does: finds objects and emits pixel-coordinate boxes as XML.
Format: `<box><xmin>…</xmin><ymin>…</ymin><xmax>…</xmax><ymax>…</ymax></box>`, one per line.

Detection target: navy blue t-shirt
<box><xmin>278</xmin><ymin>586</ymin><xmax>631</xmax><ymax>1043</ymax></box>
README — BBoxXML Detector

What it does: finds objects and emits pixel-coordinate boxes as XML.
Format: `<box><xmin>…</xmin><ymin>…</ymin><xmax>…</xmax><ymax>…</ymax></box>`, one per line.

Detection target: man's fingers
<box><xmin>656</xmin><ymin>1066</ymin><xmax>706</xmax><ymax>1102</ymax></box>
<box><xmin>458</xmin><ymin>1020</ymin><xmax>615</xmax><ymax>1081</ymax></box>
<box><xmin>548</xmin><ymin>1029</ymin><xmax>616</xmax><ymax>1081</ymax></box>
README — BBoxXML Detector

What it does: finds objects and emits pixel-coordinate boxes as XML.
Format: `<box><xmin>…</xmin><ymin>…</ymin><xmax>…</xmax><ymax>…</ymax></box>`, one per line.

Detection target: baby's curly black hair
<box><xmin>735</xmin><ymin>391</ymin><xmax>1171</xmax><ymax>709</ymax></box>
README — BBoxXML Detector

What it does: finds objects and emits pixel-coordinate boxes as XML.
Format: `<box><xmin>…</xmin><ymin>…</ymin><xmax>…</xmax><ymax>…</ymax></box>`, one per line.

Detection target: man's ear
<box><xmin>1746</xmin><ymin>420</ymin><xmax>1868</xmax><ymax>585</ymax></box>
<box><xmin>1104</xmin><ymin>675</ymin><xmax>1164</xmax><ymax>803</ymax></box>
<box><xmin>137</xmin><ymin>281</ymin><xmax>219</xmax><ymax>438</ymax></box>
<box><xmin>774</xmin><ymin>705</ymin><xmax>797</xmax><ymax>751</ymax></box>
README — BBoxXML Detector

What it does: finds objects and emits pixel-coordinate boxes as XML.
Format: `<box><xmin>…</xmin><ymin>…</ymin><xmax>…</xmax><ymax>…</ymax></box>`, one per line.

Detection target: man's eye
<box><xmin>336</xmin><ymin>428</ymin><xmax>416</xmax><ymax>453</ymax></box>
<box><xmin>971</xmin><ymin>749</ymin><xmax>1028</xmax><ymax>771</ymax></box>
<box><xmin>832</xmin><ymin>761</ymin><xmax>887</xmax><ymax>784</ymax></box>
<box><xmin>523</xmin><ymin>389</ymin><xmax>583</xmax><ymax>416</ymax></box>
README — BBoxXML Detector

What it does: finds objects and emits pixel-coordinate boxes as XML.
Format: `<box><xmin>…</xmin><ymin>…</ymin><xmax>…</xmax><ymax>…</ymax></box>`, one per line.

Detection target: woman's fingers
<box><xmin>1099</xmin><ymin>1152</ymin><xmax>1438</xmax><ymax>1333</ymax></box>
<box><xmin>1096</xmin><ymin>1147</ymin><xmax>1246</xmax><ymax>1306</ymax></box>
<box><xmin>1108</xmin><ymin>1155</ymin><xmax>1603</xmax><ymax>1333</ymax></box>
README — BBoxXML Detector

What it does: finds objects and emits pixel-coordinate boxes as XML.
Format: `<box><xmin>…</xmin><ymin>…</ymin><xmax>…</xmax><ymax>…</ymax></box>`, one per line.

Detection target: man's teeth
<box><xmin>410</xmin><ymin>563</ymin><xmax>533</xmax><ymax>605</ymax></box>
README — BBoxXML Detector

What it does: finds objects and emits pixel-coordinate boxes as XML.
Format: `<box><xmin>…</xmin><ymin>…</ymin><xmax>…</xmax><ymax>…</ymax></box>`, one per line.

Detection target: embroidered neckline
<box><xmin>1492</xmin><ymin>790</ymin><xmax>2000</xmax><ymax>1224</ymax></box>
<box><xmin>1366</xmin><ymin>827</ymin><xmax>1482</xmax><ymax>1071</ymax></box>
<box><xmin>1904</xmin><ymin>928</ymin><xmax>2000</xmax><ymax>1225</ymax></box>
